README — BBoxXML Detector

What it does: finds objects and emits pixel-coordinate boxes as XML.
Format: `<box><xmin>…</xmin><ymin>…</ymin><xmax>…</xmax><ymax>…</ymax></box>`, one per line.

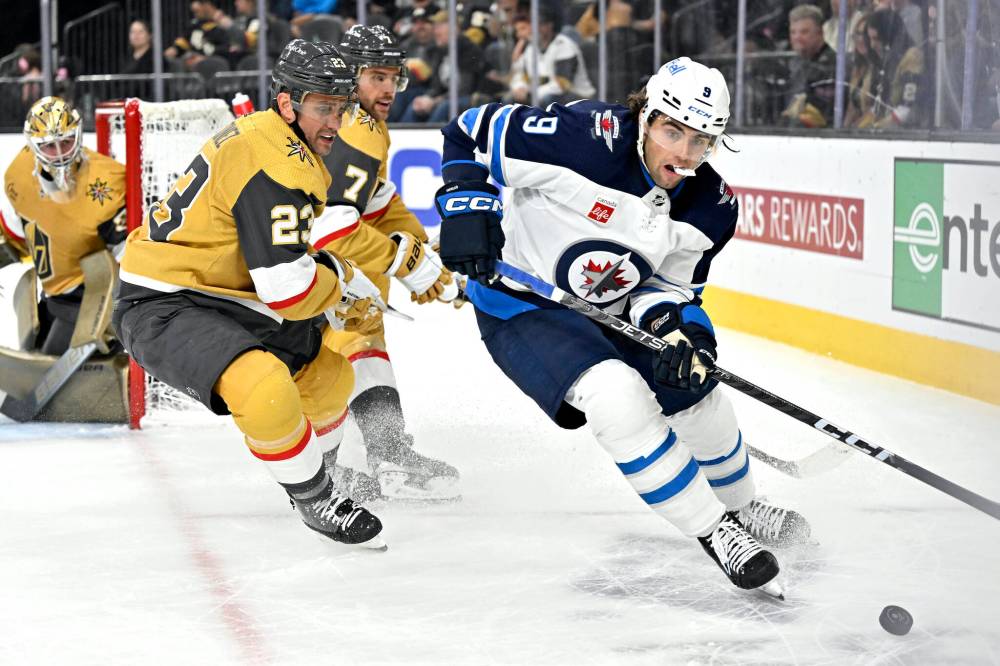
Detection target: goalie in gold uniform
<box><xmin>1</xmin><ymin>96</ymin><xmax>127</xmax><ymax>354</ymax></box>
<box><xmin>113</xmin><ymin>40</ymin><xmax>388</xmax><ymax>548</ymax></box>
<box><xmin>315</xmin><ymin>24</ymin><xmax>462</xmax><ymax>502</ymax></box>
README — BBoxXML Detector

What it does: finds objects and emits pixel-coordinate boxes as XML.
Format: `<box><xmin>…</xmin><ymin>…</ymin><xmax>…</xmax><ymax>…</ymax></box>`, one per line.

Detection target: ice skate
<box><xmin>291</xmin><ymin>481</ymin><xmax>386</xmax><ymax>551</ymax></box>
<box><xmin>698</xmin><ymin>513</ymin><xmax>783</xmax><ymax>598</ymax></box>
<box><xmin>735</xmin><ymin>497</ymin><xmax>811</xmax><ymax>547</ymax></box>
<box><xmin>323</xmin><ymin>449</ymin><xmax>383</xmax><ymax>503</ymax></box>
<box><xmin>370</xmin><ymin>440</ymin><xmax>461</xmax><ymax>502</ymax></box>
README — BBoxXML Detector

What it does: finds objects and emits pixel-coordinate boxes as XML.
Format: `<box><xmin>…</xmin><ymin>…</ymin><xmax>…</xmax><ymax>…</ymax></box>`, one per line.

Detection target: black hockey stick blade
<box><xmin>494</xmin><ymin>260</ymin><xmax>1000</xmax><ymax>522</ymax></box>
<box><xmin>0</xmin><ymin>342</ymin><xmax>98</xmax><ymax>422</ymax></box>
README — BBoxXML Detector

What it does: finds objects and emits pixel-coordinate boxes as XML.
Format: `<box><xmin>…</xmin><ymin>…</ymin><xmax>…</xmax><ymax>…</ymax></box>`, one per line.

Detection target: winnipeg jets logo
<box><xmin>557</xmin><ymin>241</ymin><xmax>651</xmax><ymax>306</ymax></box>
<box><xmin>285</xmin><ymin>137</ymin><xmax>314</xmax><ymax>166</ymax></box>
<box><xmin>590</xmin><ymin>110</ymin><xmax>619</xmax><ymax>152</ymax></box>
<box><xmin>580</xmin><ymin>254</ymin><xmax>632</xmax><ymax>298</ymax></box>
<box><xmin>87</xmin><ymin>177</ymin><xmax>113</xmax><ymax>205</ymax></box>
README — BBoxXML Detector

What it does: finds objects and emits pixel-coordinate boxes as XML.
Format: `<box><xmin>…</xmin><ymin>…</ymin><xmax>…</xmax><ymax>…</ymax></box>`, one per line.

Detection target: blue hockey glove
<box><xmin>434</xmin><ymin>181</ymin><xmax>504</xmax><ymax>285</ymax></box>
<box><xmin>645</xmin><ymin>302</ymin><xmax>718</xmax><ymax>392</ymax></box>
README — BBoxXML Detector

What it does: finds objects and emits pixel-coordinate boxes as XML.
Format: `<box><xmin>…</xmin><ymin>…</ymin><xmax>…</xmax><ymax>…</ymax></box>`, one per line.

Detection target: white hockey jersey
<box><xmin>439</xmin><ymin>100</ymin><xmax>739</xmax><ymax>330</ymax></box>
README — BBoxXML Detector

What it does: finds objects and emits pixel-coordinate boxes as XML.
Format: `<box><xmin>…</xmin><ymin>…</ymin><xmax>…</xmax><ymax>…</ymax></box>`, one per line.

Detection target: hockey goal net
<box><xmin>96</xmin><ymin>98</ymin><xmax>235</xmax><ymax>429</ymax></box>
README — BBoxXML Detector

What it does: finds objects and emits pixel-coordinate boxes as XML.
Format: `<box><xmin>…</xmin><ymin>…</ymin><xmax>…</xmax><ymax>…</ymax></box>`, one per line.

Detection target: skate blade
<box><xmin>312</xmin><ymin>531</ymin><xmax>388</xmax><ymax>552</ymax></box>
<box><xmin>757</xmin><ymin>579</ymin><xmax>785</xmax><ymax>600</ymax></box>
<box><xmin>378</xmin><ymin>471</ymin><xmax>462</xmax><ymax>502</ymax></box>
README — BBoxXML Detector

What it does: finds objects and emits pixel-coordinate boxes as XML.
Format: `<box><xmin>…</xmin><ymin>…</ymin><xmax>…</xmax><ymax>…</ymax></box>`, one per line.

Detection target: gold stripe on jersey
<box><xmin>2</xmin><ymin>147</ymin><xmax>126</xmax><ymax>295</ymax></box>
<box><xmin>119</xmin><ymin>109</ymin><xmax>352</xmax><ymax>322</ymax></box>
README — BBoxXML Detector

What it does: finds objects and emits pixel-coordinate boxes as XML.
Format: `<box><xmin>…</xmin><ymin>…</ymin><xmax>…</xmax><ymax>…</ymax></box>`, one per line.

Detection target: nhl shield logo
<box><xmin>591</xmin><ymin>110</ymin><xmax>620</xmax><ymax>152</ymax></box>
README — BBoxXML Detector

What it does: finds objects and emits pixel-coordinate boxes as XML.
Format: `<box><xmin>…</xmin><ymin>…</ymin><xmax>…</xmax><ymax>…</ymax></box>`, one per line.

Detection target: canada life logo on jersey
<box><xmin>555</xmin><ymin>240</ymin><xmax>653</xmax><ymax>306</ymax></box>
<box><xmin>587</xmin><ymin>196</ymin><xmax>617</xmax><ymax>224</ymax></box>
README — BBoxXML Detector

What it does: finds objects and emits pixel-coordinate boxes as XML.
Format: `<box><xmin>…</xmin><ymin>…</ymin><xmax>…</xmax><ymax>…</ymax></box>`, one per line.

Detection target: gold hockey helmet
<box><xmin>24</xmin><ymin>96</ymin><xmax>83</xmax><ymax>199</ymax></box>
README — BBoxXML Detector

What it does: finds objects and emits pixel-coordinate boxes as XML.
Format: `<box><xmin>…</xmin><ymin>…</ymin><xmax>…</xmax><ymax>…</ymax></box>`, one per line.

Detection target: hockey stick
<box><xmin>494</xmin><ymin>260</ymin><xmax>1000</xmax><ymax>521</ymax></box>
<box><xmin>745</xmin><ymin>441</ymin><xmax>852</xmax><ymax>479</ymax></box>
<box><xmin>0</xmin><ymin>342</ymin><xmax>100</xmax><ymax>421</ymax></box>
<box><xmin>0</xmin><ymin>251</ymin><xmax>116</xmax><ymax>422</ymax></box>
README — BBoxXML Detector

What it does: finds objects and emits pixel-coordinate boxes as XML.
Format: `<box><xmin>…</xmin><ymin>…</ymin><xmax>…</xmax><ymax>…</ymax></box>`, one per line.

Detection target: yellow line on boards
<box><xmin>704</xmin><ymin>286</ymin><xmax>1000</xmax><ymax>406</ymax></box>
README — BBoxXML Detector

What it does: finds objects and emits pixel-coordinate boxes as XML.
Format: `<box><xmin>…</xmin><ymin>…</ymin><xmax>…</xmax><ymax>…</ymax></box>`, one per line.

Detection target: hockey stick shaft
<box><xmin>0</xmin><ymin>342</ymin><xmax>98</xmax><ymax>421</ymax></box>
<box><xmin>494</xmin><ymin>260</ymin><xmax>1000</xmax><ymax>521</ymax></box>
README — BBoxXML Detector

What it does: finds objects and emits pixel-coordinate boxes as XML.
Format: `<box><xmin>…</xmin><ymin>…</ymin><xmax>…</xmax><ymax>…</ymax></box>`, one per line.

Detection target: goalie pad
<box><xmin>0</xmin><ymin>347</ymin><xmax>130</xmax><ymax>422</ymax></box>
<box><xmin>71</xmin><ymin>250</ymin><xmax>117</xmax><ymax>352</ymax></box>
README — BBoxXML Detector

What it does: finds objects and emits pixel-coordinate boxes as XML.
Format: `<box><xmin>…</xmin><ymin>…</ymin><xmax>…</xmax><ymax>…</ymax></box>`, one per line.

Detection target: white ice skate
<box><xmin>370</xmin><ymin>445</ymin><xmax>461</xmax><ymax>502</ymax></box>
<box><xmin>735</xmin><ymin>498</ymin><xmax>811</xmax><ymax>547</ymax></box>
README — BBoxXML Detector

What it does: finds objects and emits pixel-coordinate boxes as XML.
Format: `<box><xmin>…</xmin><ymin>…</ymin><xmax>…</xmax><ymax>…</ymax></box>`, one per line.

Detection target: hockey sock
<box><xmin>666</xmin><ymin>390</ymin><xmax>755</xmax><ymax>511</ymax></box>
<box><xmin>215</xmin><ymin>350</ymin><xmax>324</xmax><ymax>489</ymax></box>
<box><xmin>351</xmin><ymin>385</ymin><xmax>409</xmax><ymax>460</ymax></box>
<box><xmin>567</xmin><ymin>359</ymin><xmax>725</xmax><ymax>536</ymax></box>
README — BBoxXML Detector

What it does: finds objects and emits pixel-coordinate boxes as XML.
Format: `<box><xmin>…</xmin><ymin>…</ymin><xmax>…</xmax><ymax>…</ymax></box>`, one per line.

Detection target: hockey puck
<box><xmin>878</xmin><ymin>605</ymin><xmax>913</xmax><ymax>635</ymax></box>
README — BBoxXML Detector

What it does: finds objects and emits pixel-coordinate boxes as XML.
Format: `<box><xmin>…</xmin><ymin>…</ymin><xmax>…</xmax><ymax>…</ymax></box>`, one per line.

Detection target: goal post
<box><xmin>95</xmin><ymin>98</ymin><xmax>235</xmax><ymax>428</ymax></box>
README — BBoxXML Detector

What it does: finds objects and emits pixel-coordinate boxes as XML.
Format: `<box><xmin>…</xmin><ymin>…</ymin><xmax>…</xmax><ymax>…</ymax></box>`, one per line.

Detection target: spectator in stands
<box><xmin>858</xmin><ymin>7</ymin><xmax>924</xmax><ymax>128</ymax></box>
<box><xmin>844</xmin><ymin>10</ymin><xmax>874</xmax><ymax>127</ymax></box>
<box><xmin>222</xmin><ymin>0</ymin><xmax>289</xmax><ymax>59</ymax></box>
<box><xmin>15</xmin><ymin>45</ymin><xmax>43</xmax><ymax>106</ymax></box>
<box><xmin>394</xmin><ymin>0</ymin><xmax>437</xmax><ymax>39</ymax></box>
<box><xmin>122</xmin><ymin>19</ymin><xmax>154</xmax><ymax>75</ymax></box>
<box><xmin>509</xmin><ymin>6</ymin><xmax>594</xmax><ymax>106</ymax></box>
<box><xmin>165</xmin><ymin>0</ymin><xmax>241</xmax><ymax>70</ymax></box>
<box><xmin>824</xmin><ymin>0</ymin><xmax>866</xmax><ymax>52</ymax></box>
<box><xmin>780</xmin><ymin>4</ymin><xmax>836</xmax><ymax>127</ymax></box>
<box><xmin>397</xmin><ymin>9</ymin><xmax>485</xmax><ymax>122</ymax></box>
<box><xmin>875</xmin><ymin>0</ymin><xmax>923</xmax><ymax>47</ymax></box>
<box><xmin>389</xmin><ymin>6</ymin><xmax>442</xmax><ymax>121</ymax></box>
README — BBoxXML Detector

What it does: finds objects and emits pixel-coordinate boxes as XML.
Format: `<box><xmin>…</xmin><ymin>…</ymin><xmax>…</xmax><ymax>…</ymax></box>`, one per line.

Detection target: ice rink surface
<box><xmin>2</xmin><ymin>299</ymin><xmax>999</xmax><ymax>665</ymax></box>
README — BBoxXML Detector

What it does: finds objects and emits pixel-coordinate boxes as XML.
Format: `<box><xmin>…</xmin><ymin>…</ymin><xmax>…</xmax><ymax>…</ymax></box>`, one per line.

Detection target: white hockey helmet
<box><xmin>637</xmin><ymin>57</ymin><xmax>730</xmax><ymax>175</ymax></box>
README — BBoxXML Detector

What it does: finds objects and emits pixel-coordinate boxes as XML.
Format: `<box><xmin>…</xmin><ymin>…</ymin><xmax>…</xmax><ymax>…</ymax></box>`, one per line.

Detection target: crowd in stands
<box><xmin>1</xmin><ymin>0</ymin><xmax>997</xmax><ymax>131</ymax></box>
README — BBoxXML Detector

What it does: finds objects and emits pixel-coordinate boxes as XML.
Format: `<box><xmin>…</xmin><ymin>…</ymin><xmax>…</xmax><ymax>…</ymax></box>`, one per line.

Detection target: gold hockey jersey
<box><xmin>312</xmin><ymin>109</ymin><xmax>427</xmax><ymax>274</ymax></box>
<box><xmin>2</xmin><ymin>146</ymin><xmax>127</xmax><ymax>296</ymax></box>
<box><xmin>118</xmin><ymin>109</ymin><xmax>345</xmax><ymax>322</ymax></box>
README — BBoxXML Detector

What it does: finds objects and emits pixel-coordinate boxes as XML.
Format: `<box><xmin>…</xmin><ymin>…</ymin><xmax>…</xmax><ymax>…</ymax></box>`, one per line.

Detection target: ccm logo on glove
<box><xmin>439</xmin><ymin>193</ymin><xmax>503</xmax><ymax>214</ymax></box>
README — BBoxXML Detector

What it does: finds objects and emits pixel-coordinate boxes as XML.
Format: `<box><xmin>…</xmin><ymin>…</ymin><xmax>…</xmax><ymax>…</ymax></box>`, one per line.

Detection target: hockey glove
<box><xmin>316</xmin><ymin>251</ymin><xmax>386</xmax><ymax>332</ymax></box>
<box><xmin>645</xmin><ymin>303</ymin><xmax>718</xmax><ymax>392</ymax></box>
<box><xmin>387</xmin><ymin>232</ymin><xmax>456</xmax><ymax>304</ymax></box>
<box><xmin>434</xmin><ymin>181</ymin><xmax>504</xmax><ymax>285</ymax></box>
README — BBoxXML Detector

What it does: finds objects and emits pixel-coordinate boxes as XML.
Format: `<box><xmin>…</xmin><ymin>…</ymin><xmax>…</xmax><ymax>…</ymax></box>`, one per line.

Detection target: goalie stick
<box><xmin>494</xmin><ymin>260</ymin><xmax>1000</xmax><ymax>521</ymax></box>
<box><xmin>0</xmin><ymin>251</ymin><xmax>116</xmax><ymax>422</ymax></box>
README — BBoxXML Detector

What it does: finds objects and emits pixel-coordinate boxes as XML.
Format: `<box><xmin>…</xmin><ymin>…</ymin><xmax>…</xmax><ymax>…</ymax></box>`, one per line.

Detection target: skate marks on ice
<box><xmin>566</xmin><ymin>531</ymin><xmax>983</xmax><ymax>665</ymax></box>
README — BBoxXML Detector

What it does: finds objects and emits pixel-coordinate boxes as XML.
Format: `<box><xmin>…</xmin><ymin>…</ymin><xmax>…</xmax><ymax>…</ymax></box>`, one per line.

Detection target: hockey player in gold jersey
<box><xmin>316</xmin><ymin>24</ymin><xmax>462</xmax><ymax>502</ymax></box>
<box><xmin>114</xmin><ymin>40</ymin><xmax>387</xmax><ymax>548</ymax></box>
<box><xmin>2</xmin><ymin>96</ymin><xmax>128</xmax><ymax>354</ymax></box>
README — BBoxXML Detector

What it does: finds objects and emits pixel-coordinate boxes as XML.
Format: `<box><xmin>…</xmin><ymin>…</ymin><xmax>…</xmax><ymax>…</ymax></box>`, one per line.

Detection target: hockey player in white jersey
<box><xmin>435</xmin><ymin>57</ymin><xmax>809</xmax><ymax>595</ymax></box>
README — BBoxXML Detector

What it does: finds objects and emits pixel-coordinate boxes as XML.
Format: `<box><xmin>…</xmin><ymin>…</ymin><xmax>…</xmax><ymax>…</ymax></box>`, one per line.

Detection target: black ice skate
<box><xmin>735</xmin><ymin>498</ymin><xmax>811</xmax><ymax>547</ymax></box>
<box><xmin>291</xmin><ymin>480</ymin><xmax>386</xmax><ymax>550</ymax></box>
<box><xmin>698</xmin><ymin>513</ymin><xmax>783</xmax><ymax>598</ymax></box>
<box><xmin>369</xmin><ymin>435</ymin><xmax>461</xmax><ymax>502</ymax></box>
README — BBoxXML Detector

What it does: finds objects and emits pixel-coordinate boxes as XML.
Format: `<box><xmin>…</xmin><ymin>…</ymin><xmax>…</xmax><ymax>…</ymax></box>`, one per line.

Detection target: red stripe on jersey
<box><xmin>312</xmin><ymin>220</ymin><xmax>360</xmax><ymax>249</ymax></box>
<box><xmin>251</xmin><ymin>423</ymin><xmax>313</xmax><ymax>461</ymax></box>
<box><xmin>361</xmin><ymin>197</ymin><xmax>394</xmax><ymax>222</ymax></box>
<box><xmin>266</xmin><ymin>271</ymin><xmax>317</xmax><ymax>309</ymax></box>
<box><xmin>348</xmin><ymin>349</ymin><xmax>390</xmax><ymax>363</ymax></box>
<box><xmin>0</xmin><ymin>211</ymin><xmax>24</xmax><ymax>241</ymax></box>
<box><xmin>315</xmin><ymin>408</ymin><xmax>349</xmax><ymax>436</ymax></box>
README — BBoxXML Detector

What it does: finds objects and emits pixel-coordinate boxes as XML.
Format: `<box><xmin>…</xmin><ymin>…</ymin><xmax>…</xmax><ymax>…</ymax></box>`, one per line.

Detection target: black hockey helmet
<box><xmin>271</xmin><ymin>39</ymin><xmax>358</xmax><ymax>107</ymax></box>
<box><xmin>339</xmin><ymin>25</ymin><xmax>409</xmax><ymax>91</ymax></box>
